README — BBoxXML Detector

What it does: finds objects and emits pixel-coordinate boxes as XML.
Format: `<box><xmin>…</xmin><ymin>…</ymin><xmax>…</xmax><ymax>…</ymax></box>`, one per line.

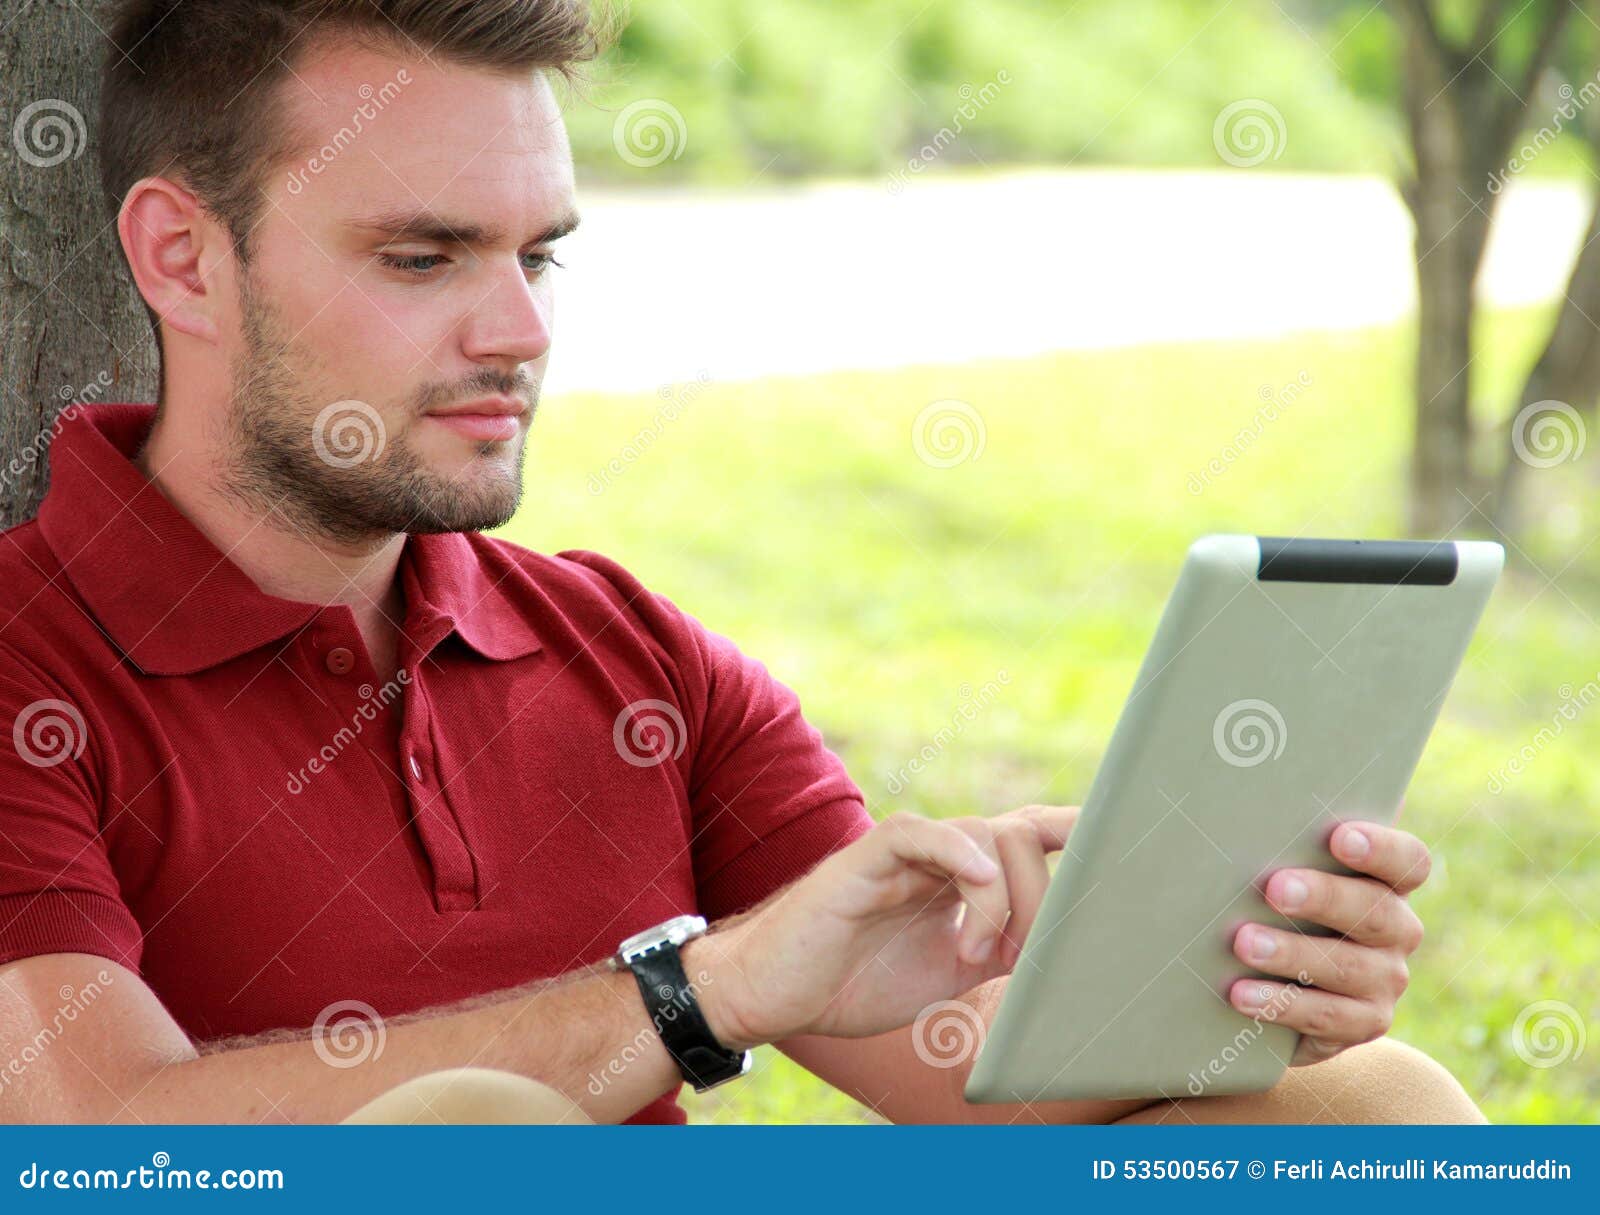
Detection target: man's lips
<box><xmin>424</xmin><ymin>396</ymin><xmax>526</xmax><ymax>442</ymax></box>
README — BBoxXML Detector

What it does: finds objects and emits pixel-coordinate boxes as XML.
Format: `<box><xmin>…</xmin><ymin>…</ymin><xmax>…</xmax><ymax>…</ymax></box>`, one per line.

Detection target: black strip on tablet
<box><xmin>1256</xmin><ymin>537</ymin><xmax>1458</xmax><ymax>585</ymax></box>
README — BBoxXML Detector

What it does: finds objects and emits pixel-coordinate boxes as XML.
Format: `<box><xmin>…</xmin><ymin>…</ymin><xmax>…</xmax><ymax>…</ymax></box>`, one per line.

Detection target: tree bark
<box><xmin>1</xmin><ymin>0</ymin><xmax>157</xmax><ymax>529</ymax></box>
<box><xmin>1493</xmin><ymin>6</ymin><xmax>1600</xmax><ymax>537</ymax></box>
<box><xmin>1493</xmin><ymin>183</ymin><xmax>1600</xmax><ymax>533</ymax></box>
<box><xmin>1397</xmin><ymin>0</ymin><xmax>1572</xmax><ymax>536</ymax></box>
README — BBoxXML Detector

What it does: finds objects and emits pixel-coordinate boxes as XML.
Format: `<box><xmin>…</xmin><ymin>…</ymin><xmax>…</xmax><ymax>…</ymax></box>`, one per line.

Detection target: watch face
<box><xmin>617</xmin><ymin>914</ymin><xmax>708</xmax><ymax>961</ymax></box>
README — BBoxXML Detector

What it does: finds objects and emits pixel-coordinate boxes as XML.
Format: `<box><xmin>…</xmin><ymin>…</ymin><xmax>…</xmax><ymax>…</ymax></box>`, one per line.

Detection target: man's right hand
<box><xmin>689</xmin><ymin>804</ymin><xmax>1079</xmax><ymax>1051</ymax></box>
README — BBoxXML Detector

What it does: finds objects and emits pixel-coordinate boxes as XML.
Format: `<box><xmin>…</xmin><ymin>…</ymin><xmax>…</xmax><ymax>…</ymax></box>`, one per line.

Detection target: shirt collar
<box><xmin>36</xmin><ymin>403</ymin><xmax>541</xmax><ymax>675</ymax></box>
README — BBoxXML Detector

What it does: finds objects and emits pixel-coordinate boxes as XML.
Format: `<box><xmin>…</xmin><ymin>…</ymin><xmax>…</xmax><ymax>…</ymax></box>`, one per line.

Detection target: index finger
<box><xmin>1013</xmin><ymin>804</ymin><xmax>1081</xmax><ymax>851</ymax></box>
<box><xmin>1329</xmin><ymin>821</ymin><xmax>1431</xmax><ymax>895</ymax></box>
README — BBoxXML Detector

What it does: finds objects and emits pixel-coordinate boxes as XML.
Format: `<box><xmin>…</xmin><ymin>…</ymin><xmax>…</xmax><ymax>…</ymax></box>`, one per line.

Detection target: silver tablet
<box><xmin>964</xmin><ymin>534</ymin><xmax>1503</xmax><ymax>1104</ymax></box>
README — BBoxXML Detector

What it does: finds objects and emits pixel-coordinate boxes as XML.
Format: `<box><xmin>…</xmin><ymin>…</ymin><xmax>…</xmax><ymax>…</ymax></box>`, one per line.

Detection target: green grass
<box><xmin>499</xmin><ymin>308</ymin><xmax>1600</xmax><ymax>1124</ymax></box>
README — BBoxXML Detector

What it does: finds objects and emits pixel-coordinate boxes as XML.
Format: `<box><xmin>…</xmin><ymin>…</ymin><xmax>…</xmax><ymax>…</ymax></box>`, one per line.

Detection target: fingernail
<box><xmin>1340</xmin><ymin>828</ymin><xmax>1370</xmax><ymax>860</ymax></box>
<box><xmin>1276</xmin><ymin>874</ymin><xmax>1308</xmax><ymax>911</ymax></box>
<box><xmin>969</xmin><ymin>936</ymin><xmax>994</xmax><ymax>964</ymax></box>
<box><xmin>965</xmin><ymin>854</ymin><xmax>1000</xmax><ymax>882</ymax></box>
<box><xmin>1235</xmin><ymin>982</ymin><xmax>1269</xmax><ymax>1011</ymax></box>
<box><xmin>1245</xmin><ymin>927</ymin><xmax>1277</xmax><ymax>963</ymax></box>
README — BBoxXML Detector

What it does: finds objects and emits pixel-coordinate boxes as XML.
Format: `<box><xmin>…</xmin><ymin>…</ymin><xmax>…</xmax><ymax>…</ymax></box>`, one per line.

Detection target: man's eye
<box><xmin>375</xmin><ymin>251</ymin><xmax>565</xmax><ymax>277</ymax></box>
<box><xmin>377</xmin><ymin>252</ymin><xmax>446</xmax><ymax>276</ymax></box>
<box><xmin>522</xmin><ymin>251</ymin><xmax>565</xmax><ymax>275</ymax></box>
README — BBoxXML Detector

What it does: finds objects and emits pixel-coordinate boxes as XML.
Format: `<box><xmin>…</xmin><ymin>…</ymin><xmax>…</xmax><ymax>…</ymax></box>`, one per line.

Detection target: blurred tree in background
<box><xmin>569</xmin><ymin>0</ymin><xmax>1600</xmax><ymax>541</ymax></box>
<box><xmin>1326</xmin><ymin>1</ymin><xmax>1600</xmax><ymax>538</ymax></box>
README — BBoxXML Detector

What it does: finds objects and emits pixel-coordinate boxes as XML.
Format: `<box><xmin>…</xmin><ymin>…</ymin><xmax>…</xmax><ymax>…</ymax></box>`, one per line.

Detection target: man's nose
<box><xmin>460</xmin><ymin>258</ymin><xmax>552</xmax><ymax>367</ymax></box>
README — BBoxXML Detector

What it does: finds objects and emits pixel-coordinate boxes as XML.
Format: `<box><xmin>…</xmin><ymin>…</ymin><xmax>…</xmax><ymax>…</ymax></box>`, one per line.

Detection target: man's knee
<box><xmin>1117</xmin><ymin>1037</ymin><xmax>1487</xmax><ymax>1125</ymax></box>
<box><xmin>340</xmin><ymin>1067</ymin><xmax>593</xmax><ymax>1125</ymax></box>
<box><xmin>1261</xmin><ymin>1037</ymin><xmax>1487</xmax><ymax>1125</ymax></box>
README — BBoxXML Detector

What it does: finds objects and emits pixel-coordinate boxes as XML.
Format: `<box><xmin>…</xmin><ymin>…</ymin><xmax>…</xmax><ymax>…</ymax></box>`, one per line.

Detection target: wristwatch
<box><xmin>611</xmin><ymin>914</ymin><xmax>752</xmax><ymax>1092</ymax></box>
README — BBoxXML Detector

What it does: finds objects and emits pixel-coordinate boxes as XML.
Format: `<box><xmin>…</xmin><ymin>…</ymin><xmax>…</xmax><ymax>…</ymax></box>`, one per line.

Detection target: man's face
<box><xmin>217</xmin><ymin>38</ymin><xmax>577</xmax><ymax>543</ymax></box>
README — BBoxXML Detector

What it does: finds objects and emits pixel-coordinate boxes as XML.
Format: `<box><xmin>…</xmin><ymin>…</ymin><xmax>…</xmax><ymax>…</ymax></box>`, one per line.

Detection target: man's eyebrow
<box><xmin>348</xmin><ymin>207</ymin><xmax>581</xmax><ymax>248</ymax></box>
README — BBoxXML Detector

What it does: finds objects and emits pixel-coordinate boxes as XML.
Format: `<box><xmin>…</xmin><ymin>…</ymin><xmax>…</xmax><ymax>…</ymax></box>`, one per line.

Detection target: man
<box><xmin>0</xmin><ymin>0</ymin><xmax>1482</xmax><ymax>1125</ymax></box>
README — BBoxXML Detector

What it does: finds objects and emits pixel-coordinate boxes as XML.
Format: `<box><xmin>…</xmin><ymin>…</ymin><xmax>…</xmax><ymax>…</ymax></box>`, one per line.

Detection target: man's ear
<box><xmin>117</xmin><ymin>176</ymin><xmax>230</xmax><ymax>346</ymax></box>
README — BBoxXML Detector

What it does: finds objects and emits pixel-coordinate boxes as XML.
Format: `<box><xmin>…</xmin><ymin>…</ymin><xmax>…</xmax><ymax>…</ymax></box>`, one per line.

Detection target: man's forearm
<box><xmin>111</xmin><ymin>962</ymin><xmax>690</xmax><ymax>1124</ymax></box>
<box><xmin>779</xmin><ymin>977</ymin><xmax>1154</xmax><ymax>1125</ymax></box>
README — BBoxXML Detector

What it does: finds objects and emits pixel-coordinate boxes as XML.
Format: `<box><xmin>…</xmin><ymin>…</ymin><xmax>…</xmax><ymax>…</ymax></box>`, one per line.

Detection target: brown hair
<box><xmin>99</xmin><ymin>0</ymin><xmax>608</xmax><ymax>352</ymax></box>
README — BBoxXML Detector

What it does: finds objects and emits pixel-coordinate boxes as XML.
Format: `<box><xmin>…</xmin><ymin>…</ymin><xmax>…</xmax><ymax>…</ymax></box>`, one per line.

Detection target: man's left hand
<box><xmin>1228</xmin><ymin>820</ymin><xmax>1429</xmax><ymax>1065</ymax></box>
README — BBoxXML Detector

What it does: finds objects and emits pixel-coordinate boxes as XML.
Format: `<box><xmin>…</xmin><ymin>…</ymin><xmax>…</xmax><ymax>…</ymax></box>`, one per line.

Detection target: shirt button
<box><xmin>325</xmin><ymin>646</ymin><xmax>355</xmax><ymax>675</ymax></box>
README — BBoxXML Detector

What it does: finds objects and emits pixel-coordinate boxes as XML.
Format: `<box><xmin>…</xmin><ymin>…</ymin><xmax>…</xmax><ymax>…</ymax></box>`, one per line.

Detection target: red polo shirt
<box><xmin>0</xmin><ymin>403</ymin><xmax>871</xmax><ymax>1123</ymax></box>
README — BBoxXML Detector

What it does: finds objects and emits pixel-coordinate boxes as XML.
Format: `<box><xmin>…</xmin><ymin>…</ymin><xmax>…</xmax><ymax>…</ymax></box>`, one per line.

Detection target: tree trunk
<box><xmin>1401</xmin><ymin>21</ymin><xmax>1498</xmax><ymax>536</ymax></box>
<box><xmin>1397</xmin><ymin>0</ymin><xmax>1572</xmax><ymax>537</ymax></box>
<box><xmin>1494</xmin><ymin>145</ymin><xmax>1600</xmax><ymax>535</ymax></box>
<box><xmin>1</xmin><ymin>0</ymin><xmax>157</xmax><ymax>529</ymax></box>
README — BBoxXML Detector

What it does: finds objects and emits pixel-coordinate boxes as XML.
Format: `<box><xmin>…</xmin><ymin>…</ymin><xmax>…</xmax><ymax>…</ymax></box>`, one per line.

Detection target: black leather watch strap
<box><xmin>624</xmin><ymin>941</ymin><xmax>749</xmax><ymax>1091</ymax></box>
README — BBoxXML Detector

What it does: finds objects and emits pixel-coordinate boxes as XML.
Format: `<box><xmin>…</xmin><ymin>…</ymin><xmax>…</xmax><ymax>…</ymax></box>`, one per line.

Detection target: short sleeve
<box><xmin>680</xmin><ymin>622</ymin><xmax>874</xmax><ymax>920</ymax></box>
<box><xmin>552</xmin><ymin>549</ymin><xmax>875</xmax><ymax>921</ymax></box>
<box><xmin>0</xmin><ymin>658</ymin><xmax>143</xmax><ymax>971</ymax></box>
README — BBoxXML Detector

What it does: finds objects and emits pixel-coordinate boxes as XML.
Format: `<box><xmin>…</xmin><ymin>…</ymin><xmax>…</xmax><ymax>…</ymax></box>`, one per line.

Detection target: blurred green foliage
<box><xmin>562</xmin><ymin>0</ymin><xmax>1400</xmax><ymax>182</ymax></box>
<box><xmin>561</xmin><ymin>0</ymin><xmax>1600</xmax><ymax>183</ymax></box>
